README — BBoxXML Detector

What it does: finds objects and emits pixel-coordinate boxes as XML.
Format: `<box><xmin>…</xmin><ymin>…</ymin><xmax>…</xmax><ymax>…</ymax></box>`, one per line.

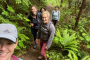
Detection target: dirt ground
<box><xmin>20</xmin><ymin>41</ymin><xmax>41</xmax><ymax>60</ymax></box>
<box><xmin>20</xmin><ymin>4</ymin><xmax>54</xmax><ymax>60</ymax></box>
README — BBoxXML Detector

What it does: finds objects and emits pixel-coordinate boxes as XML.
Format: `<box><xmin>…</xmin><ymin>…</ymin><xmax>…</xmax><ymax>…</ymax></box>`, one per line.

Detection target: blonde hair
<box><xmin>42</xmin><ymin>11</ymin><xmax>50</xmax><ymax>18</ymax></box>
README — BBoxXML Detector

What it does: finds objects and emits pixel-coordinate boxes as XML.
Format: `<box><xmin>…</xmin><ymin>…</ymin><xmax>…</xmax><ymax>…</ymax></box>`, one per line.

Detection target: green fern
<box><xmin>81</xmin><ymin>56</ymin><xmax>90</xmax><ymax>60</ymax></box>
<box><xmin>68</xmin><ymin>50</ymin><xmax>78</xmax><ymax>60</ymax></box>
<box><xmin>54</xmin><ymin>29</ymin><xmax>80</xmax><ymax>60</ymax></box>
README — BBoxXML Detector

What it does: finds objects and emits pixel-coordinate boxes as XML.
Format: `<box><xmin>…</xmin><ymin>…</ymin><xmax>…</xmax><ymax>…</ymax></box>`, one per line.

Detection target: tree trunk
<box><xmin>60</xmin><ymin>0</ymin><xmax>63</xmax><ymax>7</ymax></box>
<box><xmin>75</xmin><ymin>1</ymin><xmax>77</xmax><ymax>17</ymax></box>
<box><xmin>3</xmin><ymin>0</ymin><xmax>9</xmax><ymax>11</ymax></box>
<box><xmin>74</xmin><ymin>0</ymin><xmax>86</xmax><ymax>30</ymax></box>
<box><xmin>68</xmin><ymin>0</ymin><xmax>72</xmax><ymax>8</ymax></box>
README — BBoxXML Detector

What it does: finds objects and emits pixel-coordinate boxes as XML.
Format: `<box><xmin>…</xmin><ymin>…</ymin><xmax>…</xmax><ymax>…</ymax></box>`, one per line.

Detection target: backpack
<box><xmin>11</xmin><ymin>55</ymin><xmax>19</xmax><ymax>60</ymax></box>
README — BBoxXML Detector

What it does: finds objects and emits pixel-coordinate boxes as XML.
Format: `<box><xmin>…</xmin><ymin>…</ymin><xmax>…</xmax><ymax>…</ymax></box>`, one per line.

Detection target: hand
<box><xmin>45</xmin><ymin>47</ymin><xmax>48</xmax><ymax>50</ymax></box>
<box><xmin>30</xmin><ymin>23</ymin><xmax>34</xmax><ymax>26</ymax></box>
<box><xmin>36</xmin><ymin>39</ymin><xmax>39</xmax><ymax>43</ymax></box>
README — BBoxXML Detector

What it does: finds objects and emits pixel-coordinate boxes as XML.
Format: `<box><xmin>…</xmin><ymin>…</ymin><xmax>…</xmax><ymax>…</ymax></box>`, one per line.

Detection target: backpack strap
<box><xmin>58</xmin><ymin>11</ymin><xmax>59</xmax><ymax>18</ymax></box>
<box><xmin>58</xmin><ymin>11</ymin><xmax>60</xmax><ymax>20</ymax></box>
<box><xmin>11</xmin><ymin>55</ymin><xmax>19</xmax><ymax>60</ymax></box>
<box><xmin>52</xmin><ymin>10</ymin><xmax>54</xmax><ymax>19</ymax></box>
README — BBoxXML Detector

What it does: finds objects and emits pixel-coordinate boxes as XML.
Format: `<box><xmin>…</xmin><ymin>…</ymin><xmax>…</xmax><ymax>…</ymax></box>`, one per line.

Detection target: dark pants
<box><xmin>52</xmin><ymin>20</ymin><xmax>58</xmax><ymax>26</ymax></box>
<box><xmin>31</xmin><ymin>27</ymin><xmax>38</xmax><ymax>42</ymax></box>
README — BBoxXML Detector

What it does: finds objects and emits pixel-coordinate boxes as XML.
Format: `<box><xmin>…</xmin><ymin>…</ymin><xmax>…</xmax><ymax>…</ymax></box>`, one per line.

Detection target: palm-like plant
<box><xmin>54</xmin><ymin>29</ymin><xmax>80</xmax><ymax>60</ymax></box>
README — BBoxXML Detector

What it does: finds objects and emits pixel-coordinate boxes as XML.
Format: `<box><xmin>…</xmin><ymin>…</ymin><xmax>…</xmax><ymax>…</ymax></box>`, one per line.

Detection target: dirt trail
<box><xmin>45</xmin><ymin>3</ymin><xmax>54</xmax><ymax>15</ymax></box>
<box><xmin>20</xmin><ymin>41</ymin><xmax>41</xmax><ymax>60</ymax></box>
<box><xmin>20</xmin><ymin>4</ymin><xmax>54</xmax><ymax>60</ymax></box>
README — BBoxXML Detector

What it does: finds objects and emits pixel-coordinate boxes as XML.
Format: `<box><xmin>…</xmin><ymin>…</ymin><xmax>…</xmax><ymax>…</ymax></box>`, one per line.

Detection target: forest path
<box><xmin>20</xmin><ymin>4</ymin><xmax>54</xmax><ymax>60</ymax></box>
<box><xmin>20</xmin><ymin>41</ymin><xmax>41</xmax><ymax>60</ymax></box>
<box><xmin>45</xmin><ymin>3</ymin><xmax>54</xmax><ymax>14</ymax></box>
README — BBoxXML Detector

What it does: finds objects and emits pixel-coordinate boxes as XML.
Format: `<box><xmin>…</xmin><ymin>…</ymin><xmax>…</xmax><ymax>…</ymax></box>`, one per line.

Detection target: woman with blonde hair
<box><xmin>36</xmin><ymin>11</ymin><xmax>55</xmax><ymax>60</ymax></box>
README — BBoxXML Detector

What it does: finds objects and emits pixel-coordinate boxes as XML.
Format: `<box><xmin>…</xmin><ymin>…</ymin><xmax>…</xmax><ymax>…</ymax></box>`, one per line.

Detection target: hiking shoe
<box><xmin>33</xmin><ymin>44</ymin><xmax>37</xmax><ymax>49</ymax></box>
<box><xmin>38</xmin><ymin>56</ymin><xmax>43</xmax><ymax>60</ymax></box>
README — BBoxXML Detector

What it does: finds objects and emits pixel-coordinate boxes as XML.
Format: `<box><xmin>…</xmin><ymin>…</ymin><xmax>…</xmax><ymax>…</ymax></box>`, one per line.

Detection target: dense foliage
<box><xmin>0</xmin><ymin>0</ymin><xmax>48</xmax><ymax>55</ymax></box>
<box><xmin>46</xmin><ymin>0</ymin><xmax>90</xmax><ymax>60</ymax></box>
<box><xmin>0</xmin><ymin>0</ymin><xmax>90</xmax><ymax>60</ymax></box>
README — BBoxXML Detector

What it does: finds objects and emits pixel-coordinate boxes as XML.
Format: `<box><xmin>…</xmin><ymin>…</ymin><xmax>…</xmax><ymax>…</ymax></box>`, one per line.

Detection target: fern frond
<box><xmin>81</xmin><ymin>55</ymin><xmax>90</xmax><ymax>60</ymax></box>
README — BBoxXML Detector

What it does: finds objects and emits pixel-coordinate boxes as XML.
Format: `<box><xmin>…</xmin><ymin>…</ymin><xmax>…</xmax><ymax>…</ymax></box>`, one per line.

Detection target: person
<box><xmin>36</xmin><ymin>11</ymin><xmax>55</xmax><ymax>60</ymax></box>
<box><xmin>51</xmin><ymin>6</ymin><xmax>60</xmax><ymax>26</ymax></box>
<box><xmin>0</xmin><ymin>23</ymin><xmax>23</xmax><ymax>60</ymax></box>
<box><xmin>40</xmin><ymin>7</ymin><xmax>46</xmax><ymax>13</ymax></box>
<box><xmin>28</xmin><ymin>5</ymin><xmax>42</xmax><ymax>49</ymax></box>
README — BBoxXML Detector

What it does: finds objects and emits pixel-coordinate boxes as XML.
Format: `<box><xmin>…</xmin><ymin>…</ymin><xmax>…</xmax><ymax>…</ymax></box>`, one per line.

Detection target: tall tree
<box><xmin>60</xmin><ymin>0</ymin><xmax>63</xmax><ymax>7</ymax></box>
<box><xmin>3</xmin><ymin>0</ymin><xmax>9</xmax><ymax>11</ymax></box>
<box><xmin>68</xmin><ymin>0</ymin><xmax>72</xmax><ymax>8</ymax></box>
<box><xmin>74</xmin><ymin>0</ymin><xmax>86</xmax><ymax>30</ymax></box>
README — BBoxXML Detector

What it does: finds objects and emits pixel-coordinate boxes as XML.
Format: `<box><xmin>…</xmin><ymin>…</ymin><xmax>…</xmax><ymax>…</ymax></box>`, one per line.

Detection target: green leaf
<box><xmin>16</xmin><ymin>45</ymin><xmax>20</xmax><ymax>49</ymax></box>
<box><xmin>16</xmin><ymin>0</ymin><xmax>22</xmax><ymax>4</ymax></box>
<box><xmin>19</xmin><ymin>41</ymin><xmax>26</xmax><ymax>48</ymax></box>
<box><xmin>2</xmin><ymin>10</ymin><xmax>8</xmax><ymax>16</ymax></box>
<box><xmin>68</xmin><ymin>50</ymin><xmax>78</xmax><ymax>60</ymax></box>
<box><xmin>87</xmin><ymin>58</ymin><xmax>90</xmax><ymax>60</ymax></box>
<box><xmin>87</xmin><ymin>45</ymin><xmax>90</xmax><ymax>48</ymax></box>
<box><xmin>7</xmin><ymin>5</ymin><xmax>15</xmax><ymax>13</ymax></box>
<box><xmin>46</xmin><ymin>54</ymin><xmax>49</xmax><ymax>58</ymax></box>
<box><xmin>81</xmin><ymin>55</ymin><xmax>90</xmax><ymax>60</ymax></box>
<box><xmin>85</xmin><ymin>36</ymin><xmax>90</xmax><ymax>42</ymax></box>
<box><xmin>79</xmin><ymin>36</ymin><xmax>84</xmax><ymax>40</ymax></box>
<box><xmin>56</xmin><ymin>55</ymin><xmax>61</xmax><ymax>60</ymax></box>
<box><xmin>17</xmin><ymin>14</ymin><xmax>23</xmax><ymax>20</ymax></box>
<box><xmin>66</xmin><ymin>47</ymin><xmax>78</xmax><ymax>51</ymax></box>
<box><xmin>68</xmin><ymin>51</ymin><xmax>73</xmax><ymax>60</ymax></box>
<box><xmin>68</xmin><ymin>33</ymin><xmax>76</xmax><ymax>41</ymax></box>
<box><xmin>53</xmin><ymin>37</ymin><xmax>60</xmax><ymax>44</ymax></box>
<box><xmin>24</xmin><ymin>17</ymin><xmax>30</xmax><ymax>21</ymax></box>
<box><xmin>80</xmin><ymin>30</ymin><xmax>83</xmax><ymax>32</ymax></box>
<box><xmin>66</xmin><ymin>40</ymin><xmax>79</xmax><ymax>46</ymax></box>
<box><xmin>56</xmin><ymin>29</ymin><xmax>61</xmax><ymax>38</ymax></box>
<box><xmin>65</xmin><ymin>59</ymin><xmax>70</xmax><ymax>60</ymax></box>
<box><xmin>18</xmin><ymin>33</ymin><xmax>29</xmax><ymax>41</ymax></box>
<box><xmin>82</xmin><ymin>33</ymin><xmax>87</xmax><ymax>37</ymax></box>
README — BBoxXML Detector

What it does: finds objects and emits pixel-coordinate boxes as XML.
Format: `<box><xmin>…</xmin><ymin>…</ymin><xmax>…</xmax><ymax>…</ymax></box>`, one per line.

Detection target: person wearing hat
<box><xmin>0</xmin><ymin>23</ymin><xmax>23</xmax><ymax>60</ymax></box>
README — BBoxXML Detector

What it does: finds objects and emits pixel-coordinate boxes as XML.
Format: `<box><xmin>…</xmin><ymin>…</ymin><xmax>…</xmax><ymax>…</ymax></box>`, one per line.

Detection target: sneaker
<box><xmin>38</xmin><ymin>56</ymin><xmax>43</xmax><ymax>60</ymax></box>
<box><xmin>33</xmin><ymin>44</ymin><xmax>37</xmax><ymax>49</ymax></box>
